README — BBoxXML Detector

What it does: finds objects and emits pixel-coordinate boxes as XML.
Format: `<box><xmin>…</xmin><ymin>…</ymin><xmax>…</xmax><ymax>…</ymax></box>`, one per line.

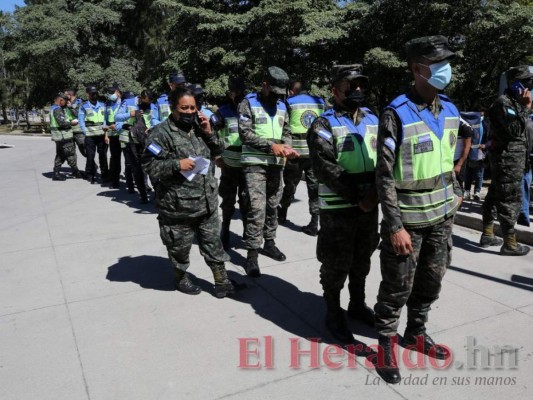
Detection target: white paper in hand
<box><xmin>180</xmin><ymin>157</ymin><xmax>211</xmax><ymax>181</ymax></box>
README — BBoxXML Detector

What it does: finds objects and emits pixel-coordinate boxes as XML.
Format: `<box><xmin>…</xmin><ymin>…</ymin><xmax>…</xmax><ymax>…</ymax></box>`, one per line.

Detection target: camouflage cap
<box><xmin>169</xmin><ymin>71</ymin><xmax>187</xmax><ymax>84</ymax></box>
<box><xmin>55</xmin><ymin>92</ymin><xmax>69</xmax><ymax>101</ymax></box>
<box><xmin>265</xmin><ymin>66</ymin><xmax>289</xmax><ymax>95</ymax></box>
<box><xmin>506</xmin><ymin>65</ymin><xmax>533</xmax><ymax>82</ymax></box>
<box><xmin>85</xmin><ymin>85</ymin><xmax>98</xmax><ymax>94</ymax></box>
<box><xmin>228</xmin><ymin>76</ymin><xmax>246</xmax><ymax>92</ymax></box>
<box><xmin>330</xmin><ymin>64</ymin><xmax>368</xmax><ymax>84</ymax></box>
<box><xmin>405</xmin><ymin>35</ymin><xmax>456</xmax><ymax>62</ymax></box>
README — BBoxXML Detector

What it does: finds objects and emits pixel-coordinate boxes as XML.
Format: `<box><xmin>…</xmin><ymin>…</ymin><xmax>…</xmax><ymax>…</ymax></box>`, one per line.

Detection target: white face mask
<box><xmin>417</xmin><ymin>61</ymin><xmax>453</xmax><ymax>90</ymax></box>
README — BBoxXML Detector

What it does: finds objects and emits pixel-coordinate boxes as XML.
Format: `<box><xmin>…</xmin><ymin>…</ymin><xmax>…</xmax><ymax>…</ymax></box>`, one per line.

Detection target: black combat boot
<box><xmin>112</xmin><ymin>181</ymin><xmax>120</xmax><ymax>189</ymax></box>
<box><xmin>346</xmin><ymin>284</ymin><xmax>375</xmax><ymax>327</ymax></box>
<box><xmin>500</xmin><ymin>233</ymin><xmax>530</xmax><ymax>256</ymax></box>
<box><xmin>262</xmin><ymin>240</ymin><xmax>286</xmax><ymax>261</ymax></box>
<box><xmin>479</xmin><ymin>223</ymin><xmax>503</xmax><ymax>247</ymax></box>
<box><xmin>71</xmin><ymin>169</ymin><xmax>85</xmax><ymax>179</ymax></box>
<box><xmin>375</xmin><ymin>335</ymin><xmax>401</xmax><ymax>384</ymax></box>
<box><xmin>52</xmin><ymin>172</ymin><xmax>66</xmax><ymax>181</ymax></box>
<box><xmin>174</xmin><ymin>270</ymin><xmax>201</xmax><ymax>295</ymax></box>
<box><xmin>301</xmin><ymin>214</ymin><xmax>319</xmax><ymax>236</ymax></box>
<box><xmin>277</xmin><ymin>205</ymin><xmax>288</xmax><ymax>224</ymax></box>
<box><xmin>210</xmin><ymin>264</ymin><xmax>235</xmax><ymax>298</ymax></box>
<box><xmin>245</xmin><ymin>249</ymin><xmax>261</xmax><ymax>277</ymax></box>
<box><xmin>87</xmin><ymin>175</ymin><xmax>96</xmax><ymax>184</ymax></box>
<box><xmin>324</xmin><ymin>290</ymin><xmax>353</xmax><ymax>343</ymax></box>
<box><xmin>220</xmin><ymin>218</ymin><xmax>231</xmax><ymax>251</ymax></box>
<box><xmin>402</xmin><ymin>332</ymin><xmax>450</xmax><ymax>360</ymax></box>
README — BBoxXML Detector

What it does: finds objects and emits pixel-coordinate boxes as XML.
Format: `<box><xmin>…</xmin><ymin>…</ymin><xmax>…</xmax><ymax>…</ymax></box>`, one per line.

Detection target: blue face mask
<box><xmin>107</xmin><ymin>93</ymin><xmax>118</xmax><ymax>102</ymax></box>
<box><xmin>418</xmin><ymin>61</ymin><xmax>452</xmax><ymax>90</ymax></box>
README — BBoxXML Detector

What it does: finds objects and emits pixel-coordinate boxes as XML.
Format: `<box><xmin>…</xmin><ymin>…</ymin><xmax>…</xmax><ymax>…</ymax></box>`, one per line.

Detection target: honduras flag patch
<box><xmin>147</xmin><ymin>142</ymin><xmax>163</xmax><ymax>156</ymax></box>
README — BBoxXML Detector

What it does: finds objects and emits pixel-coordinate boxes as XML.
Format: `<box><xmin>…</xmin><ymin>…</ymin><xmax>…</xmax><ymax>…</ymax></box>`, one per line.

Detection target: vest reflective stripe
<box><xmin>318</xmin><ymin>109</ymin><xmax>378</xmax><ymax>210</ymax></box>
<box><xmin>219</xmin><ymin>105</ymin><xmax>242</xmax><ymax>167</ymax></box>
<box><xmin>65</xmin><ymin>108</ymin><xmax>82</xmax><ymax>133</ymax></box>
<box><xmin>50</xmin><ymin>106</ymin><xmax>73</xmax><ymax>141</ymax></box>
<box><xmin>318</xmin><ymin>184</ymin><xmax>354</xmax><ymax>210</ymax></box>
<box><xmin>83</xmin><ymin>102</ymin><xmax>105</xmax><ymax>136</ymax></box>
<box><xmin>240</xmin><ymin>94</ymin><xmax>287</xmax><ymax>166</ymax></box>
<box><xmin>390</xmin><ymin>94</ymin><xmax>460</xmax><ymax>226</ymax></box>
<box><xmin>158</xmin><ymin>96</ymin><xmax>170</xmax><ymax>121</ymax></box>
<box><xmin>106</xmin><ymin>103</ymin><xmax>119</xmax><ymax>137</ymax></box>
<box><xmin>287</xmin><ymin>94</ymin><xmax>325</xmax><ymax>158</ymax></box>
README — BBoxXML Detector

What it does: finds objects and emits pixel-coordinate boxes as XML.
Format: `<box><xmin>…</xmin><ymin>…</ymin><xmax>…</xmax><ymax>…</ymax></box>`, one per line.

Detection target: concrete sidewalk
<box><xmin>1</xmin><ymin>135</ymin><xmax>532</xmax><ymax>400</ymax></box>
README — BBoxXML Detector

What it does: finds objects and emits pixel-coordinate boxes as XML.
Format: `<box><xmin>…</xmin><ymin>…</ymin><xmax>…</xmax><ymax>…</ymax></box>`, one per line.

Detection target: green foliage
<box><xmin>1</xmin><ymin>0</ymin><xmax>532</xmax><ymax>110</ymax></box>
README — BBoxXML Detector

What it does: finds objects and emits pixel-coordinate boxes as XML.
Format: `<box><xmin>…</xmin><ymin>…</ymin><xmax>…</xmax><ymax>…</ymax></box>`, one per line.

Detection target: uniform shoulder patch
<box><xmin>506</xmin><ymin>108</ymin><xmax>516</xmax><ymax>116</ymax></box>
<box><xmin>147</xmin><ymin>142</ymin><xmax>163</xmax><ymax>156</ymax></box>
<box><xmin>317</xmin><ymin>129</ymin><xmax>332</xmax><ymax>141</ymax></box>
<box><xmin>239</xmin><ymin>114</ymin><xmax>250</xmax><ymax>122</ymax></box>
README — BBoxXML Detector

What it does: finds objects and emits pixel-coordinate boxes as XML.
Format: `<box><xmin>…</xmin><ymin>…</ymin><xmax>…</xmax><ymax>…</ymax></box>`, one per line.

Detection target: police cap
<box><xmin>405</xmin><ymin>35</ymin><xmax>456</xmax><ymax>62</ymax></box>
<box><xmin>330</xmin><ymin>64</ymin><xmax>368</xmax><ymax>85</ymax></box>
<box><xmin>85</xmin><ymin>85</ymin><xmax>98</xmax><ymax>94</ymax></box>
<box><xmin>265</xmin><ymin>66</ymin><xmax>289</xmax><ymax>95</ymax></box>
<box><xmin>506</xmin><ymin>65</ymin><xmax>533</xmax><ymax>82</ymax></box>
<box><xmin>228</xmin><ymin>76</ymin><xmax>245</xmax><ymax>92</ymax></box>
<box><xmin>107</xmin><ymin>82</ymin><xmax>120</xmax><ymax>92</ymax></box>
<box><xmin>169</xmin><ymin>71</ymin><xmax>187</xmax><ymax>84</ymax></box>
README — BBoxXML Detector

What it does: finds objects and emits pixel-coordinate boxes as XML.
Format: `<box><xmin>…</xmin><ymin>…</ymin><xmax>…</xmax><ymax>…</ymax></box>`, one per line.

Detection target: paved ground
<box><xmin>1</xmin><ymin>135</ymin><xmax>532</xmax><ymax>400</ymax></box>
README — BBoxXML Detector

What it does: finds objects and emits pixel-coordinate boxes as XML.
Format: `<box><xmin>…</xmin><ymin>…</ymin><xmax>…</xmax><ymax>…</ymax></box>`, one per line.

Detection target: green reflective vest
<box><xmin>82</xmin><ymin>101</ymin><xmax>105</xmax><ymax>136</ymax></box>
<box><xmin>390</xmin><ymin>94</ymin><xmax>460</xmax><ymax>227</ymax></box>
<box><xmin>218</xmin><ymin>104</ymin><xmax>241</xmax><ymax>168</ymax></box>
<box><xmin>287</xmin><ymin>94</ymin><xmax>325</xmax><ymax>157</ymax></box>
<box><xmin>50</xmin><ymin>105</ymin><xmax>73</xmax><ymax>142</ymax></box>
<box><xmin>318</xmin><ymin>109</ymin><xmax>378</xmax><ymax>210</ymax></box>
<box><xmin>240</xmin><ymin>94</ymin><xmax>287</xmax><ymax>166</ymax></box>
<box><xmin>105</xmin><ymin>102</ymin><xmax>120</xmax><ymax>137</ymax></box>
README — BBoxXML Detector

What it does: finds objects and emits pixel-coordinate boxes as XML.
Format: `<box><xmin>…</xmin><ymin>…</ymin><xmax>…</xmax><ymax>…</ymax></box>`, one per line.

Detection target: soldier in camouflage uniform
<box><xmin>374</xmin><ymin>36</ymin><xmax>462</xmax><ymax>384</ymax></box>
<box><xmin>50</xmin><ymin>93</ymin><xmax>84</xmax><ymax>181</ymax></box>
<box><xmin>211</xmin><ymin>77</ymin><xmax>249</xmax><ymax>250</ymax></box>
<box><xmin>237</xmin><ymin>66</ymin><xmax>299</xmax><ymax>277</ymax></box>
<box><xmin>307</xmin><ymin>65</ymin><xmax>379</xmax><ymax>344</ymax></box>
<box><xmin>278</xmin><ymin>80</ymin><xmax>325</xmax><ymax>236</ymax></box>
<box><xmin>65</xmin><ymin>89</ymin><xmax>87</xmax><ymax>158</ymax></box>
<box><xmin>141</xmin><ymin>87</ymin><xmax>235</xmax><ymax>298</ymax></box>
<box><xmin>480</xmin><ymin>66</ymin><xmax>532</xmax><ymax>256</ymax></box>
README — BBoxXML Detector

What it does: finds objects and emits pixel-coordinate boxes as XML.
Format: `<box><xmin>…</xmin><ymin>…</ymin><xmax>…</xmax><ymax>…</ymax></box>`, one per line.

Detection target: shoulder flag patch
<box><xmin>317</xmin><ymin>129</ymin><xmax>332</xmax><ymax>141</ymax></box>
<box><xmin>384</xmin><ymin>137</ymin><xmax>396</xmax><ymax>151</ymax></box>
<box><xmin>147</xmin><ymin>142</ymin><xmax>163</xmax><ymax>156</ymax></box>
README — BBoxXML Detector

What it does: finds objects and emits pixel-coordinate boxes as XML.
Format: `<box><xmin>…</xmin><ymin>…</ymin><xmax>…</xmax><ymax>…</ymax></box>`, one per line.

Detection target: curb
<box><xmin>455</xmin><ymin>211</ymin><xmax>533</xmax><ymax>246</ymax></box>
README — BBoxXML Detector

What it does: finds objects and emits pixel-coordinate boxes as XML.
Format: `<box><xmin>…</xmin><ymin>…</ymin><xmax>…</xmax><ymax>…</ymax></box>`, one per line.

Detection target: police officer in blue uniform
<box><xmin>78</xmin><ymin>86</ymin><xmax>108</xmax><ymax>184</ymax></box>
<box><xmin>156</xmin><ymin>71</ymin><xmax>187</xmax><ymax>124</ymax></box>
<box><xmin>104</xmin><ymin>83</ymin><xmax>123</xmax><ymax>188</ymax></box>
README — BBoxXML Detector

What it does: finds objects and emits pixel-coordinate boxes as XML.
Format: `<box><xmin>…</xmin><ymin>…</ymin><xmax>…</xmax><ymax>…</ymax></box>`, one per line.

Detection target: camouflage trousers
<box><xmin>159</xmin><ymin>210</ymin><xmax>230</xmax><ymax>272</ymax></box>
<box><xmin>219</xmin><ymin>164</ymin><xmax>249</xmax><ymax>221</ymax></box>
<box><xmin>482</xmin><ymin>167</ymin><xmax>523</xmax><ymax>235</ymax></box>
<box><xmin>243</xmin><ymin>164</ymin><xmax>283</xmax><ymax>250</ymax></box>
<box><xmin>53</xmin><ymin>140</ymin><xmax>78</xmax><ymax>172</ymax></box>
<box><xmin>374</xmin><ymin>217</ymin><xmax>454</xmax><ymax>337</ymax></box>
<box><xmin>318</xmin><ymin>207</ymin><xmax>379</xmax><ymax>302</ymax></box>
<box><xmin>73</xmin><ymin>132</ymin><xmax>87</xmax><ymax>157</ymax></box>
<box><xmin>280</xmin><ymin>157</ymin><xmax>319</xmax><ymax>216</ymax></box>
